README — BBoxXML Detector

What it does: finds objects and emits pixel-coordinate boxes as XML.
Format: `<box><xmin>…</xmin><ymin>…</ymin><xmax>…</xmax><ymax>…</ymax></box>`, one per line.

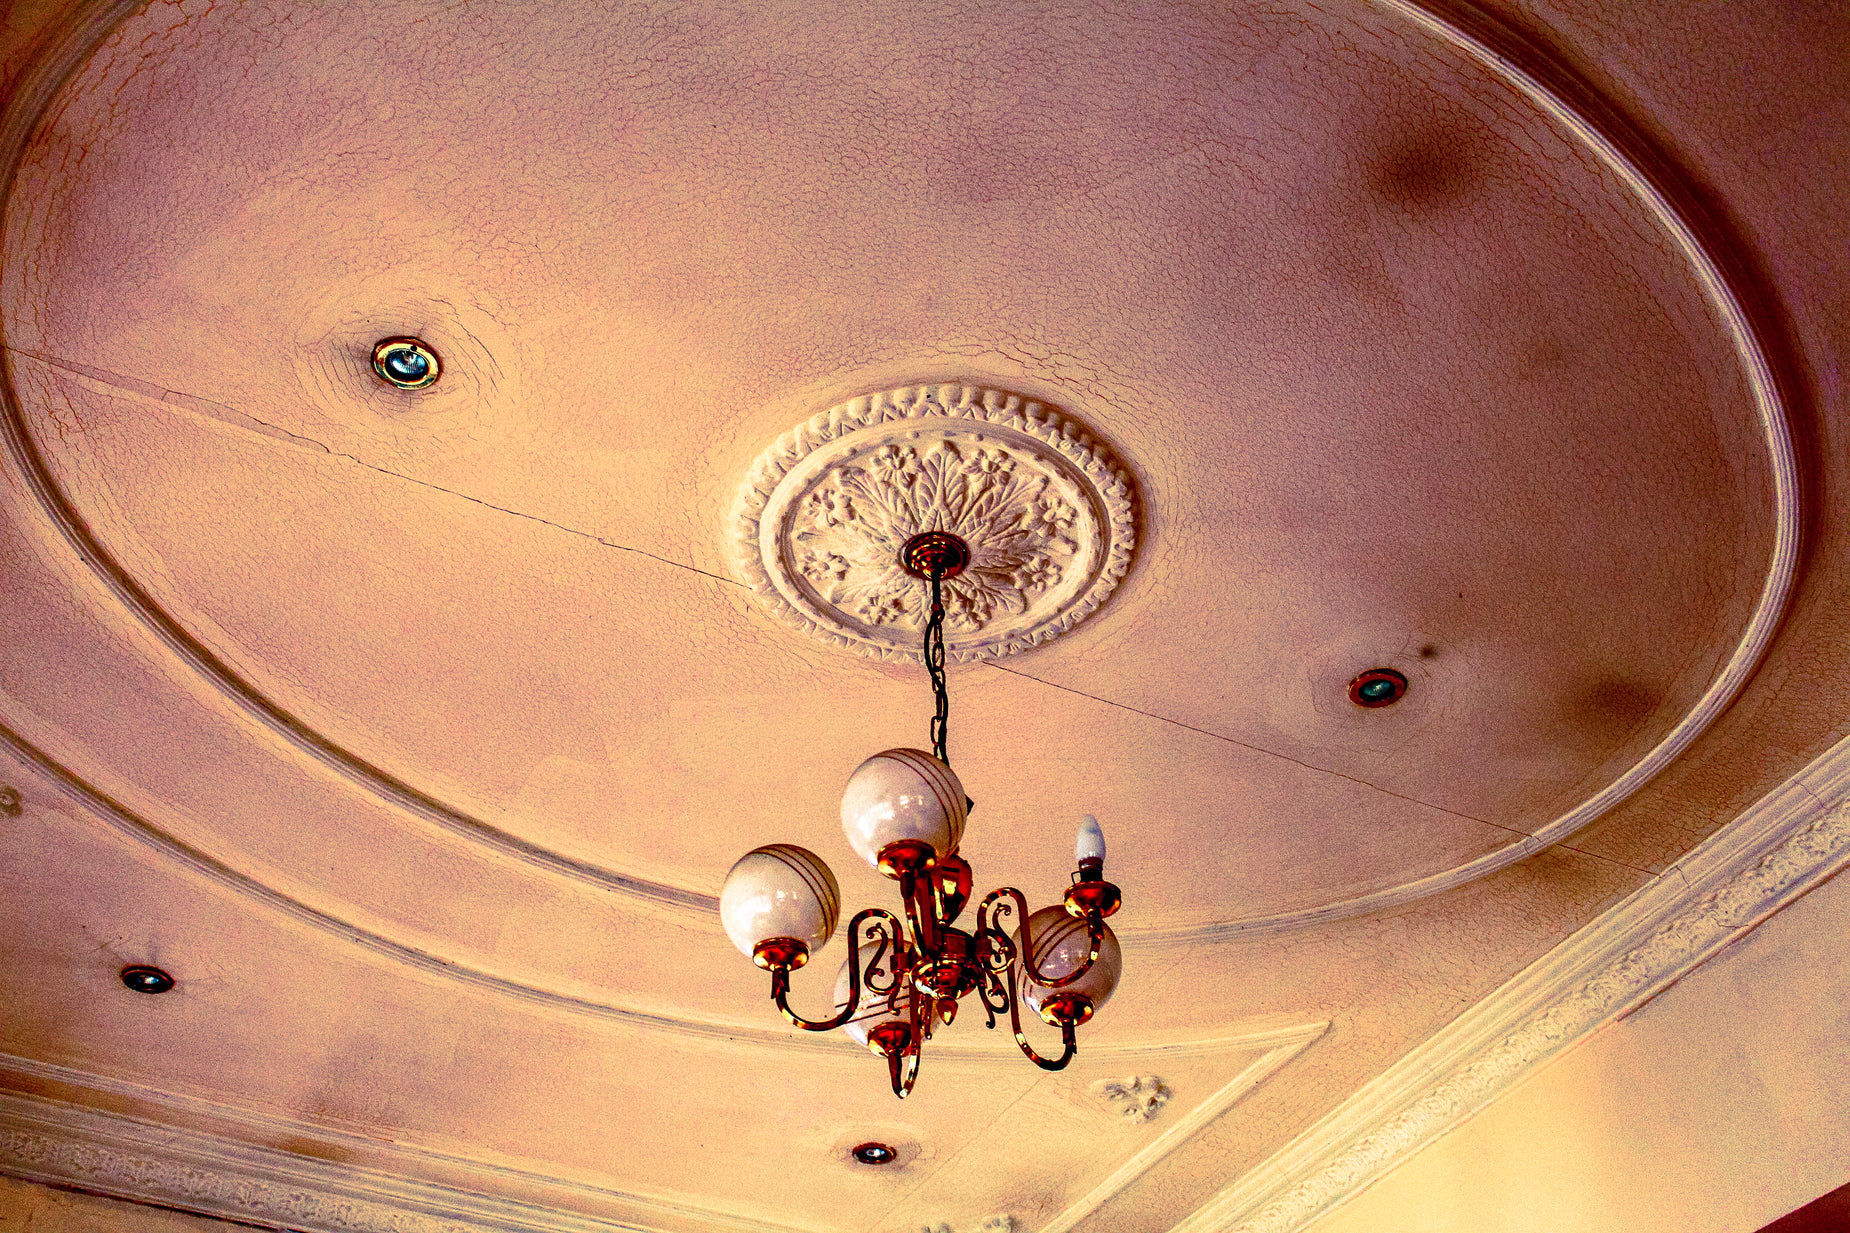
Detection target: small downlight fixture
<box><xmin>370</xmin><ymin>337</ymin><xmax>441</xmax><ymax>389</ymax></box>
<box><xmin>850</xmin><ymin>1141</ymin><xmax>898</xmax><ymax>1165</ymax></box>
<box><xmin>120</xmin><ymin>965</ymin><xmax>174</xmax><ymax>994</ymax></box>
<box><xmin>1348</xmin><ymin>668</ymin><xmax>1408</xmax><ymax>708</ymax></box>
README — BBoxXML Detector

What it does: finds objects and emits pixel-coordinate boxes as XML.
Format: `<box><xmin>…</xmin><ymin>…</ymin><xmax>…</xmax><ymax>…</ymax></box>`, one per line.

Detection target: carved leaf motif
<box><xmin>736</xmin><ymin>383</ymin><xmax>1137</xmax><ymax>661</ymax></box>
<box><xmin>792</xmin><ymin>441</ymin><xmax>1080</xmax><ymax>634</ymax></box>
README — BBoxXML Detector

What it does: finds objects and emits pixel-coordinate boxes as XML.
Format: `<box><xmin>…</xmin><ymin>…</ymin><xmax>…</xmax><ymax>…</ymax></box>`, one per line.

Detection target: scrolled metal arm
<box><xmin>974</xmin><ymin>886</ymin><xmax>1103</xmax><ymax>989</ymax></box>
<box><xmin>771</xmin><ymin>908</ymin><xmax>906</xmax><ymax>1031</ymax></box>
<box><xmin>977</xmin><ymin>965</ymin><xmax>1012</xmax><ymax>1030</ymax></box>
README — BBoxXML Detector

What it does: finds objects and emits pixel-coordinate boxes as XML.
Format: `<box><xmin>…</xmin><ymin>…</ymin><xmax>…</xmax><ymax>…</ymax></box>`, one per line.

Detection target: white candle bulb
<box><xmin>1076</xmin><ymin>814</ymin><xmax>1106</xmax><ymax>865</ymax></box>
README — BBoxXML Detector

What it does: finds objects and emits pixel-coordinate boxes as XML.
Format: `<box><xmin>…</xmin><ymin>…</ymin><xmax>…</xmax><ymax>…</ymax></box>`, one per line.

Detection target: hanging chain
<box><xmin>925</xmin><ymin>566</ymin><xmax>951</xmax><ymax>765</ymax></box>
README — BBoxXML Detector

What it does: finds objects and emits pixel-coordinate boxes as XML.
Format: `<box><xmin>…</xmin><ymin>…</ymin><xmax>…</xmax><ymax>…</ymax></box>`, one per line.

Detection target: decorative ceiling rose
<box><xmin>732</xmin><ymin>384</ymin><xmax>1136</xmax><ymax>661</ymax></box>
<box><xmin>1094</xmin><ymin>1075</ymin><xmax>1174</xmax><ymax>1124</ymax></box>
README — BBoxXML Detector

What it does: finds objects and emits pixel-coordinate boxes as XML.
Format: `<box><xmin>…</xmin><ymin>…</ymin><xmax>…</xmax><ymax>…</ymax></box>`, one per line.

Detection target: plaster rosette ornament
<box><xmin>1094</xmin><ymin>1074</ymin><xmax>1174</xmax><ymax>1124</ymax></box>
<box><xmin>732</xmin><ymin>385</ymin><xmax>1137</xmax><ymax>661</ymax></box>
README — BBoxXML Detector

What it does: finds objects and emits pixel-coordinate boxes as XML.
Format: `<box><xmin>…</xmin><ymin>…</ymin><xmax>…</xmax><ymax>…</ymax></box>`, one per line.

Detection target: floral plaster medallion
<box><xmin>732</xmin><ymin>385</ymin><xmax>1137</xmax><ymax>661</ymax></box>
<box><xmin>1093</xmin><ymin>1074</ymin><xmax>1174</xmax><ymax>1124</ymax></box>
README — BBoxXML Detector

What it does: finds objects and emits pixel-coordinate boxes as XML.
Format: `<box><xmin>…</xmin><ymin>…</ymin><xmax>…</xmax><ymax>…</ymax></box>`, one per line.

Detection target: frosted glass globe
<box><xmin>1017</xmin><ymin>905</ymin><xmax>1122</xmax><ymax>1016</ymax></box>
<box><xmin>719</xmin><ymin>844</ymin><xmax>840</xmax><ymax>960</ymax></box>
<box><xmin>840</xmin><ymin>748</ymin><xmax>967</xmax><ymax>868</ymax></box>
<box><xmin>834</xmin><ymin>955</ymin><xmax>913</xmax><ymax>1051</ymax></box>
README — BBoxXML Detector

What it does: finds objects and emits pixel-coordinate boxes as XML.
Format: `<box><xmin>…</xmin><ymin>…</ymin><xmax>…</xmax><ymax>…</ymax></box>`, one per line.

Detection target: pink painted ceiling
<box><xmin>0</xmin><ymin>1</ymin><xmax>1844</xmax><ymax>1230</ymax></box>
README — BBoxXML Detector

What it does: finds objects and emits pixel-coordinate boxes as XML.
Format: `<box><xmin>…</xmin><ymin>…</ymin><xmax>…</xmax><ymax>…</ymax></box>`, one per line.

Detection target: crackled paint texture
<box><xmin>0</xmin><ymin>0</ymin><xmax>1846</xmax><ymax>1231</ymax></box>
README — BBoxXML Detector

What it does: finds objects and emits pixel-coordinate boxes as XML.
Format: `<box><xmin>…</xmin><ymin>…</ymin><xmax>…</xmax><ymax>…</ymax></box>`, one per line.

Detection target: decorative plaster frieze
<box><xmin>0</xmin><ymin>1026</ymin><xmax>1326</xmax><ymax>1233</ymax></box>
<box><xmin>1093</xmin><ymin>1076</ymin><xmax>1174</xmax><ymax>1125</ymax></box>
<box><xmin>731</xmin><ymin>384</ymin><xmax>1136</xmax><ymax>662</ymax></box>
<box><xmin>1170</xmin><ymin>738</ymin><xmax>1850</xmax><ymax>1233</ymax></box>
<box><xmin>0</xmin><ymin>1083</ymin><xmax>805</xmax><ymax>1233</ymax></box>
<box><xmin>0</xmin><ymin>1120</ymin><xmax>453</xmax><ymax>1233</ymax></box>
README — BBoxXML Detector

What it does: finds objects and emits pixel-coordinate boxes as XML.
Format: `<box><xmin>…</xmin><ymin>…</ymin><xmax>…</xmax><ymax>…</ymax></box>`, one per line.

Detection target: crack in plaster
<box><xmin>8</xmin><ymin>346</ymin><xmax>743</xmax><ymax>590</ymax></box>
<box><xmin>9</xmin><ymin>347</ymin><xmax>1662</xmax><ymax>881</ymax></box>
<box><xmin>981</xmin><ymin>662</ymin><xmax>1663</xmax><ymax>879</ymax></box>
<box><xmin>331</xmin><ymin>465</ymin><xmax>744</xmax><ymax>592</ymax></box>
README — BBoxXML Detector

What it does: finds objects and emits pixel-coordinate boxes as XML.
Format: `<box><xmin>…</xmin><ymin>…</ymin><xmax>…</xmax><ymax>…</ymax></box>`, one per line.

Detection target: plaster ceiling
<box><xmin>0</xmin><ymin>0</ymin><xmax>1844</xmax><ymax>1231</ymax></box>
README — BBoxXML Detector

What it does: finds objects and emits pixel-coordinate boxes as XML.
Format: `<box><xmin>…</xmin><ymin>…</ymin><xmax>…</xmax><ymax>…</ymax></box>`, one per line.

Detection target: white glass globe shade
<box><xmin>840</xmin><ymin>748</ymin><xmax>967</xmax><ymax>868</ymax></box>
<box><xmin>833</xmin><ymin>956</ymin><xmax>913</xmax><ymax>1051</ymax></box>
<box><xmin>1017</xmin><ymin>905</ymin><xmax>1123</xmax><ymax>1016</ymax></box>
<box><xmin>719</xmin><ymin>844</ymin><xmax>840</xmax><ymax>960</ymax></box>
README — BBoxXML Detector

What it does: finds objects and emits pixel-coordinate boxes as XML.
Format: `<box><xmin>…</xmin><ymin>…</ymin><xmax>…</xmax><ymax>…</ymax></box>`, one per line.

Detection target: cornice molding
<box><xmin>0</xmin><ymin>1087</ymin><xmax>802</xmax><ymax>1233</ymax></box>
<box><xmin>1170</xmin><ymin>733</ymin><xmax>1850</xmax><ymax>1233</ymax></box>
<box><xmin>0</xmin><ymin>1025</ymin><xmax>1326</xmax><ymax>1233</ymax></box>
<box><xmin>0</xmin><ymin>1066</ymin><xmax>806</xmax><ymax>1229</ymax></box>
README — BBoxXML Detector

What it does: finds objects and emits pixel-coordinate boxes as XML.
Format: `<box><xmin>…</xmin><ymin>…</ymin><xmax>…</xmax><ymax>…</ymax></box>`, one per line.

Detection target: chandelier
<box><xmin>719</xmin><ymin>530</ymin><xmax>1125</xmax><ymax>1097</ymax></box>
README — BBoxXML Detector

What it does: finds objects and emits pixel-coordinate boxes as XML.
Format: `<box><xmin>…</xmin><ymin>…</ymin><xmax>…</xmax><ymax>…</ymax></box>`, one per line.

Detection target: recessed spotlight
<box><xmin>370</xmin><ymin>337</ymin><xmax>441</xmax><ymax>389</ymax></box>
<box><xmin>120</xmin><ymin>965</ymin><xmax>174</xmax><ymax>994</ymax></box>
<box><xmin>850</xmin><ymin>1141</ymin><xmax>898</xmax><ymax>1165</ymax></box>
<box><xmin>1348</xmin><ymin>668</ymin><xmax>1408</xmax><ymax>708</ymax></box>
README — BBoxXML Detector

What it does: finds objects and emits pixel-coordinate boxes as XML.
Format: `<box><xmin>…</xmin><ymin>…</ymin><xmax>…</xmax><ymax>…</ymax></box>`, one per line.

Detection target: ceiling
<box><xmin>0</xmin><ymin>0</ymin><xmax>1845</xmax><ymax>1231</ymax></box>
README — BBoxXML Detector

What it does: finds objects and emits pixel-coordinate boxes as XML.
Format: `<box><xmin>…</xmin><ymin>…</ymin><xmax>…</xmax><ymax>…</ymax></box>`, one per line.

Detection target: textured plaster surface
<box><xmin>0</xmin><ymin>0</ymin><xmax>1844</xmax><ymax>1231</ymax></box>
<box><xmin>0</xmin><ymin>0</ymin><xmax>1774</xmax><ymax>937</ymax></box>
<box><xmin>1454</xmin><ymin>0</ymin><xmax>1850</xmax><ymax>873</ymax></box>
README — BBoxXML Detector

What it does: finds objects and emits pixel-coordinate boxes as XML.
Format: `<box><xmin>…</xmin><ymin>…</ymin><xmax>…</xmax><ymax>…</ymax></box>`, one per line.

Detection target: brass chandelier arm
<box><xmin>862</xmin><ymin>929</ymin><xmax>900</xmax><ymax>998</ymax></box>
<box><xmin>977</xmin><ymin>965</ymin><xmax>1012</xmax><ymax>1030</ymax></box>
<box><xmin>887</xmin><ymin>1034</ymin><xmax>922</xmax><ymax>1097</ymax></box>
<box><xmin>1005</xmin><ymin>965</ymin><xmax>1079</xmax><ymax>1072</ymax></box>
<box><xmin>771</xmin><ymin>908</ymin><xmax>906</xmax><ymax>1032</ymax></box>
<box><xmin>897</xmin><ymin>869</ymin><xmax>937</xmax><ymax>957</ymax></box>
<box><xmin>975</xmin><ymin>886</ymin><xmax>1105</xmax><ymax>989</ymax></box>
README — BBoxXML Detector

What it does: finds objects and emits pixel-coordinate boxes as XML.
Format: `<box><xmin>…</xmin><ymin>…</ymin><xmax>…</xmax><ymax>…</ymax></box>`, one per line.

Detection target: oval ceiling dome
<box><xmin>0</xmin><ymin>0</ymin><xmax>1786</xmax><ymax>957</ymax></box>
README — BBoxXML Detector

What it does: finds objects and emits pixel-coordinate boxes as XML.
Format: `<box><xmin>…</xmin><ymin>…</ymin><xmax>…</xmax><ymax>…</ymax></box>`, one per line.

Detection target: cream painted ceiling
<box><xmin>0</xmin><ymin>1</ymin><xmax>1845</xmax><ymax>1231</ymax></box>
